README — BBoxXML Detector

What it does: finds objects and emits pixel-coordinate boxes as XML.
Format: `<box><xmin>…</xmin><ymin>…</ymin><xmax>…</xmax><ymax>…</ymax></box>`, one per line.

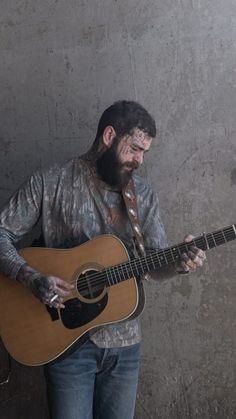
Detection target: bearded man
<box><xmin>0</xmin><ymin>100</ymin><xmax>205</xmax><ymax>419</ymax></box>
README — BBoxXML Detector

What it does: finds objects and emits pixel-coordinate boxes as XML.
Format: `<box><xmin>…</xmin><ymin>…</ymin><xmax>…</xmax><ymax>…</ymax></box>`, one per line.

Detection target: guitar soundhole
<box><xmin>77</xmin><ymin>269</ymin><xmax>105</xmax><ymax>300</ymax></box>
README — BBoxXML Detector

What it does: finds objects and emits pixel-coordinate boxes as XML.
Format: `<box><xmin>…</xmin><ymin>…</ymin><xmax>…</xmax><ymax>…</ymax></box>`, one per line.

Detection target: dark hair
<box><xmin>94</xmin><ymin>100</ymin><xmax>156</xmax><ymax>143</ymax></box>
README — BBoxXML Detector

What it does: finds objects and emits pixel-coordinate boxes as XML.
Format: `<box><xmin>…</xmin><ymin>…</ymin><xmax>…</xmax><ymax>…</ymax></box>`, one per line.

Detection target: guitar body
<box><xmin>0</xmin><ymin>235</ymin><xmax>144</xmax><ymax>366</ymax></box>
<box><xmin>2</xmin><ymin>223</ymin><xmax>234</xmax><ymax>366</ymax></box>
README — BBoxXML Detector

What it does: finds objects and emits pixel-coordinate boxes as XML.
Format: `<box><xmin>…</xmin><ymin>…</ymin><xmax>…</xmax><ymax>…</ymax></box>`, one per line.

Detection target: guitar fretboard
<box><xmin>104</xmin><ymin>224</ymin><xmax>236</xmax><ymax>286</ymax></box>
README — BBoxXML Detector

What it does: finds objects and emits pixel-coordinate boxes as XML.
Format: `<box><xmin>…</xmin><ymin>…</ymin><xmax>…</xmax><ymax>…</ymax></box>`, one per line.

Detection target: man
<box><xmin>0</xmin><ymin>100</ymin><xmax>205</xmax><ymax>419</ymax></box>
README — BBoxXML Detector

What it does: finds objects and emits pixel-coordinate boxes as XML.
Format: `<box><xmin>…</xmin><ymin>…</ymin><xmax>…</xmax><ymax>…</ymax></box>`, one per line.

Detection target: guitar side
<box><xmin>0</xmin><ymin>235</ymin><xmax>143</xmax><ymax>366</ymax></box>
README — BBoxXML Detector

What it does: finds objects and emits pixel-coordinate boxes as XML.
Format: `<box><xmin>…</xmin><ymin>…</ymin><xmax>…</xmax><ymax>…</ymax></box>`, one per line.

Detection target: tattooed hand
<box><xmin>176</xmin><ymin>234</ymin><xmax>206</xmax><ymax>274</ymax></box>
<box><xmin>16</xmin><ymin>264</ymin><xmax>74</xmax><ymax>308</ymax></box>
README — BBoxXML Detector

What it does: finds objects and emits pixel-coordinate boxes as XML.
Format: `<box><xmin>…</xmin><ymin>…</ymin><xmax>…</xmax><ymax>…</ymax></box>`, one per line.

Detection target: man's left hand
<box><xmin>176</xmin><ymin>234</ymin><xmax>206</xmax><ymax>274</ymax></box>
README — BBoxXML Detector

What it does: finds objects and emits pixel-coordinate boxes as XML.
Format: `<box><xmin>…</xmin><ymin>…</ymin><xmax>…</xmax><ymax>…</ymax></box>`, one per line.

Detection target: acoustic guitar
<box><xmin>0</xmin><ymin>225</ymin><xmax>235</xmax><ymax>366</ymax></box>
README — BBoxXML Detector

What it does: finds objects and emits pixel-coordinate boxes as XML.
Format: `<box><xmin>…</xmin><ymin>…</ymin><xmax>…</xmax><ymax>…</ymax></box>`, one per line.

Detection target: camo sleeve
<box><xmin>0</xmin><ymin>171</ymin><xmax>43</xmax><ymax>279</ymax></box>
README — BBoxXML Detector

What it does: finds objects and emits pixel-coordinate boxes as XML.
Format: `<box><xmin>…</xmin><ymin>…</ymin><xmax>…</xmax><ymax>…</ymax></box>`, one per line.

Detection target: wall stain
<box><xmin>171</xmin><ymin>277</ymin><xmax>192</xmax><ymax>299</ymax></box>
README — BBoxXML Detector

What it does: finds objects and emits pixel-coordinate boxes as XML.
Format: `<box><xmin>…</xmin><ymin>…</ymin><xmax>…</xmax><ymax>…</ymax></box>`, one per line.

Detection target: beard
<box><xmin>96</xmin><ymin>138</ymin><xmax>138</xmax><ymax>189</ymax></box>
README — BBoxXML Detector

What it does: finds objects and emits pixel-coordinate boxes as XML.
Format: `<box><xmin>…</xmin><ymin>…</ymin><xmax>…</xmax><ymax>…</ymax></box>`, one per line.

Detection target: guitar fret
<box><xmin>225</xmin><ymin>226</ymin><xmax>236</xmax><ymax>240</ymax></box>
<box><xmin>128</xmin><ymin>262</ymin><xmax>136</xmax><ymax>278</ymax></box>
<box><xmin>193</xmin><ymin>236</ymin><xmax>206</xmax><ymax>250</ymax></box>
<box><xmin>203</xmin><ymin>234</ymin><xmax>209</xmax><ymax>250</ymax></box>
<box><xmin>144</xmin><ymin>257</ymin><xmax>150</xmax><ymax>271</ymax></box>
<box><xmin>159</xmin><ymin>249</ymin><xmax>168</xmax><ymax>265</ymax></box>
<box><xmin>173</xmin><ymin>246</ymin><xmax>181</xmax><ymax>260</ymax></box>
<box><xmin>216</xmin><ymin>231</ymin><xmax>229</xmax><ymax>245</ymax></box>
<box><xmin>150</xmin><ymin>252</ymin><xmax>157</xmax><ymax>270</ymax></box>
<box><xmin>106</xmin><ymin>267</ymin><xmax>112</xmax><ymax>286</ymax></box>
<box><xmin>106</xmin><ymin>268</ymin><xmax>113</xmax><ymax>286</ymax></box>
<box><xmin>212</xmin><ymin>233</ymin><xmax>217</xmax><ymax>247</ymax></box>
<box><xmin>138</xmin><ymin>255</ymin><xmax>149</xmax><ymax>272</ymax></box>
<box><xmin>206</xmin><ymin>233</ymin><xmax>215</xmax><ymax>249</ymax></box>
<box><xmin>133</xmin><ymin>259</ymin><xmax>141</xmax><ymax>276</ymax></box>
<box><xmin>178</xmin><ymin>243</ymin><xmax>188</xmax><ymax>255</ymax></box>
<box><xmin>115</xmin><ymin>267</ymin><xmax>120</xmax><ymax>283</ymax></box>
<box><xmin>119</xmin><ymin>266</ymin><xmax>125</xmax><ymax>281</ymax></box>
<box><xmin>214</xmin><ymin>231</ymin><xmax>226</xmax><ymax>245</ymax></box>
<box><xmin>157</xmin><ymin>253</ymin><xmax>165</xmax><ymax>268</ymax></box>
<box><xmin>169</xmin><ymin>247</ymin><xmax>179</xmax><ymax>262</ymax></box>
<box><xmin>166</xmin><ymin>249</ymin><xmax>175</xmax><ymax>263</ymax></box>
<box><xmin>120</xmin><ymin>266</ymin><xmax>126</xmax><ymax>280</ymax></box>
<box><xmin>124</xmin><ymin>263</ymin><xmax>131</xmax><ymax>279</ymax></box>
<box><xmin>149</xmin><ymin>251</ymin><xmax>162</xmax><ymax>269</ymax></box>
<box><xmin>114</xmin><ymin>266</ymin><xmax>120</xmax><ymax>284</ymax></box>
<box><xmin>139</xmin><ymin>258</ymin><xmax>145</xmax><ymax>274</ymax></box>
<box><xmin>222</xmin><ymin>230</ymin><xmax>227</xmax><ymax>243</ymax></box>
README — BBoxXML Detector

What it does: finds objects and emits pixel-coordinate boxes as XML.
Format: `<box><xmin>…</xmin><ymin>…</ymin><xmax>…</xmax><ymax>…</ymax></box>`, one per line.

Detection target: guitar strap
<box><xmin>88</xmin><ymin>159</ymin><xmax>149</xmax><ymax>282</ymax></box>
<box><xmin>122</xmin><ymin>178</ymin><xmax>150</xmax><ymax>281</ymax></box>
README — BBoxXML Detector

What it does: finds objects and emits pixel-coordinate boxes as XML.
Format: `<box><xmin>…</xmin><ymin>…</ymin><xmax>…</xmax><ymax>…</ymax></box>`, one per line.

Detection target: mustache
<box><xmin>123</xmin><ymin>162</ymin><xmax>139</xmax><ymax>170</ymax></box>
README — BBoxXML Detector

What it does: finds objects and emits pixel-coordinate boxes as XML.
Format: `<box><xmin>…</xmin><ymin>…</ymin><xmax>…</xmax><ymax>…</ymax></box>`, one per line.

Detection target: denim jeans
<box><xmin>44</xmin><ymin>339</ymin><xmax>141</xmax><ymax>419</ymax></box>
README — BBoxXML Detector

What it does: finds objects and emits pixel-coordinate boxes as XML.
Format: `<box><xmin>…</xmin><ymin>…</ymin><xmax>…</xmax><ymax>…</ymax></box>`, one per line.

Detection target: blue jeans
<box><xmin>44</xmin><ymin>340</ymin><xmax>141</xmax><ymax>419</ymax></box>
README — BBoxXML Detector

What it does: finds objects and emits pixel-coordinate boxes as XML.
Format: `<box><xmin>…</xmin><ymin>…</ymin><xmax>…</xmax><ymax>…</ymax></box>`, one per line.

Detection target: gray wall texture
<box><xmin>1</xmin><ymin>1</ymin><xmax>236</xmax><ymax>418</ymax></box>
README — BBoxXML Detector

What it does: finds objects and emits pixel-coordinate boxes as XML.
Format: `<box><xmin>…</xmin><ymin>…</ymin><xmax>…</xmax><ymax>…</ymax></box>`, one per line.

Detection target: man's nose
<box><xmin>133</xmin><ymin>152</ymin><xmax>144</xmax><ymax>165</ymax></box>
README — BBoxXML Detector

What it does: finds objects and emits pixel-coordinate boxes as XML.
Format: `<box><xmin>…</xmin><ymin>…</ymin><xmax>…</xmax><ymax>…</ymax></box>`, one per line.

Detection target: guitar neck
<box><xmin>105</xmin><ymin>224</ymin><xmax>236</xmax><ymax>285</ymax></box>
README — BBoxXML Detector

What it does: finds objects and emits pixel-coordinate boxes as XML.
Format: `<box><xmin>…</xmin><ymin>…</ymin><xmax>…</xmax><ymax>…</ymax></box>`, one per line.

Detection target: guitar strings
<box><xmin>70</xmin><ymin>227</ymin><xmax>236</xmax><ymax>295</ymax></box>
<box><xmin>73</xmin><ymin>228</ymin><xmax>235</xmax><ymax>293</ymax></box>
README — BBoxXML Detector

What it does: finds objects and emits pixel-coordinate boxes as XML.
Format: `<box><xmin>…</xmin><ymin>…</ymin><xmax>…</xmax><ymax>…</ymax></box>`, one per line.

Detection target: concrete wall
<box><xmin>1</xmin><ymin>1</ymin><xmax>236</xmax><ymax>418</ymax></box>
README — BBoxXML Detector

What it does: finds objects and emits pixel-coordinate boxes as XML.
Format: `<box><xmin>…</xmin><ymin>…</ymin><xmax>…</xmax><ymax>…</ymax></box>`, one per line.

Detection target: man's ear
<box><xmin>102</xmin><ymin>126</ymin><xmax>116</xmax><ymax>148</ymax></box>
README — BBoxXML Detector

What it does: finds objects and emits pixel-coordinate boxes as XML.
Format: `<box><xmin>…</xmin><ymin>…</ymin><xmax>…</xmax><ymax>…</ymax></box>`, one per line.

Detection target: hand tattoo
<box><xmin>17</xmin><ymin>264</ymin><xmax>58</xmax><ymax>305</ymax></box>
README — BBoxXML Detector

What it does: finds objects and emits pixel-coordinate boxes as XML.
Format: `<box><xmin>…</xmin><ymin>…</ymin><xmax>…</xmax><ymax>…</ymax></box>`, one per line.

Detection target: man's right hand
<box><xmin>16</xmin><ymin>264</ymin><xmax>74</xmax><ymax>308</ymax></box>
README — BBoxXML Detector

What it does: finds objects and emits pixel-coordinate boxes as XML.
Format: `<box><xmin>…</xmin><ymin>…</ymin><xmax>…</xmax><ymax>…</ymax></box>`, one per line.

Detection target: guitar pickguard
<box><xmin>60</xmin><ymin>295</ymin><xmax>108</xmax><ymax>329</ymax></box>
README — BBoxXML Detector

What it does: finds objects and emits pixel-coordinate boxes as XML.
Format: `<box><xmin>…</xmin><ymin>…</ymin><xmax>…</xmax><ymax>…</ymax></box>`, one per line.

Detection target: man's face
<box><xmin>116</xmin><ymin>128</ymin><xmax>152</xmax><ymax>171</ymax></box>
<box><xmin>96</xmin><ymin>128</ymin><xmax>152</xmax><ymax>188</ymax></box>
